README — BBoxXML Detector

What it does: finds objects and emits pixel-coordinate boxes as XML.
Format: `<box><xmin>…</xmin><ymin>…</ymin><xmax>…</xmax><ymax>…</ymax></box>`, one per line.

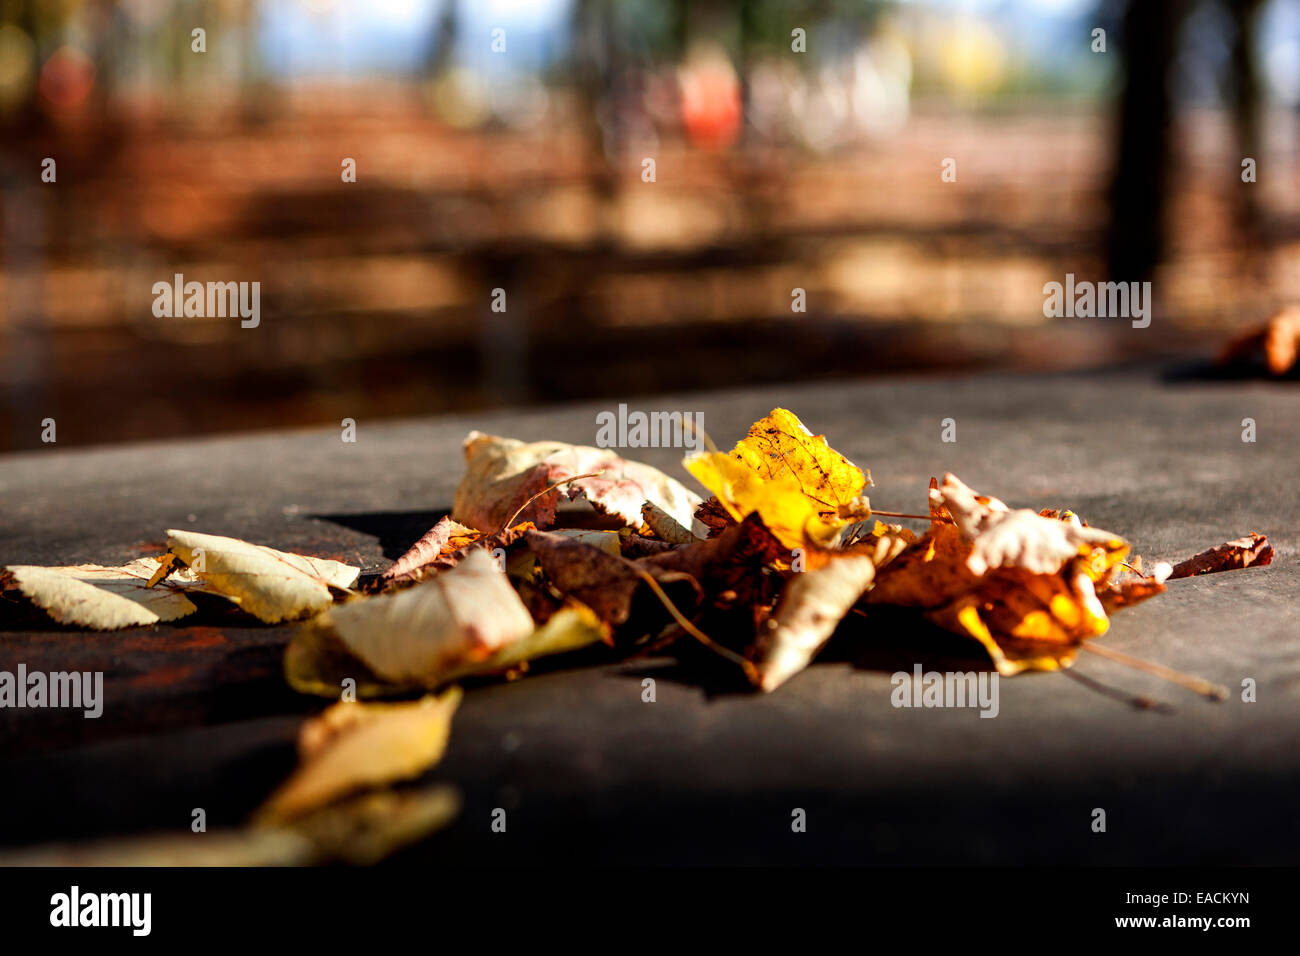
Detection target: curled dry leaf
<box><xmin>321</xmin><ymin>549</ymin><xmax>535</xmax><ymax>687</ymax></box>
<box><xmin>684</xmin><ymin>408</ymin><xmax>872</xmax><ymax>552</ymax></box>
<box><xmin>1169</xmin><ymin>532</ymin><xmax>1273</xmax><ymax>579</ymax></box>
<box><xmin>452</xmin><ymin>431</ymin><xmax>700</xmax><ymax>533</ymax></box>
<box><xmin>641</xmin><ymin>501</ymin><xmax>701</xmax><ymax>544</ymax></box>
<box><xmin>286</xmin><ymin>598</ymin><xmax>606</xmax><ymax>698</ymax></box>
<box><xmin>1219</xmin><ymin>306</ymin><xmax>1300</xmax><ymax>375</ymax></box>
<box><xmin>693</xmin><ymin>496</ymin><xmax>737</xmax><ymax>537</ymax></box>
<box><xmin>1098</xmin><ymin>559</ymin><xmax>1169</xmax><ymax>613</ymax></box>
<box><xmin>750</xmin><ymin>554</ymin><xmax>877</xmax><ymax>692</ymax></box>
<box><xmin>379</xmin><ymin>515</ymin><xmax>481</xmax><ymax>587</ymax></box>
<box><xmin>166</xmin><ymin>529</ymin><xmax>359</xmax><ymax>624</ymax></box>
<box><xmin>641</xmin><ymin>511</ymin><xmax>787</xmax><ymax>609</ymax></box>
<box><xmin>938</xmin><ymin>474</ymin><xmax>1127</xmax><ymax>577</ymax></box>
<box><xmin>525</xmin><ymin>529</ymin><xmax>649</xmax><ymax>628</ymax></box>
<box><xmin>870</xmin><ymin>474</ymin><xmax>1130</xmax><ymax>675</ymax></box>
<box><xmin>257</xmin><ymin>688</ymin><xmax>462</xmax><ymax>824</ymax></box>
<box><xmin>1</xmin><ymin>558</ymin><xmax>199</xmax><ymax>630</ymax></box>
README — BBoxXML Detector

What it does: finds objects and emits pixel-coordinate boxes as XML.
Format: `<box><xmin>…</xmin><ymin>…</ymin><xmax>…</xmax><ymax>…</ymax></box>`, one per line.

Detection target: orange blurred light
<box><xmin>679</xmin><ymin>48</ymin><xmax>742</xmax><ymax>150</ymax></box>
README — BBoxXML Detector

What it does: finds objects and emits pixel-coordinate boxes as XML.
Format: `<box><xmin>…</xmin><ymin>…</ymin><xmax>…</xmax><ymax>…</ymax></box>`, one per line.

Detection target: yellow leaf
<box><xmin>257</xmin><ymin>688</ymin><xmax>461</xmax><ymax>824</ymax></box>
<box><xmin>684</xmin><ymin>408</ymin><xmax>871</xmax><ymax>551</ymax></box>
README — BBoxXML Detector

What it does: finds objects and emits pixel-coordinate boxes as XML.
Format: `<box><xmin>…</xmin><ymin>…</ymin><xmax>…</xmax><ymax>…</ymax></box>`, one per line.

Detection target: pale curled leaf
<box><xmin>449</xmin><ymin>603</ymin><xmax>607</xmax><ymax>679</ymax></box>
<box><xmin>166</xmin><ymin>529</ymin><xmax>359</xmax><ymax>623</ymax></box>
<box><xmin>286</xmin><ymin>601</ymin><xmax>606</xmax><ymax>698</ymax></box>
<box><xmin>323</xmin><ymin>549</ymin><xmax>535</xmax><ymax>686</ymax></box>
<box><xmin>2</xmin><ymin>558</ymin><xmax>198</xmax><ymax>630</ymax></box>
<box><xmin>257</xmin><ymin>688</ymin><xmax>462</xmax><ymax>824</ymax></box>
<box><xmin>452</xmin><ymin>431</ymin><xmax>701</xmax><ymax>532</ymax></box>
<box><xmin>750</xmin><ymin>555</ymin><xmax>877</xmax><ymax>692</ymax></box>
<box><xmin>935</xmin><ymin>474</ymin><xmax>1127</xmax><ymax>577</ymax></box>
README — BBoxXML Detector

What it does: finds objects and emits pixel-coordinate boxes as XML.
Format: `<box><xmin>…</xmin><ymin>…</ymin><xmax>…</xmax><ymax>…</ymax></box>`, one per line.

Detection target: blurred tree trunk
<box><xmin>423</xmin><ymin>0</ymin><xmax>458</xmax><ymax>79</ymax></box>
<box><xmin>1229</xmin><ymin>0</ymin><xmax>1264</xmax><ymax>241</ymax></box>
<box><xmin>1106</xmin><ymin>0</ymin><xmax>1190</xmax><ymax>284</ymax></box>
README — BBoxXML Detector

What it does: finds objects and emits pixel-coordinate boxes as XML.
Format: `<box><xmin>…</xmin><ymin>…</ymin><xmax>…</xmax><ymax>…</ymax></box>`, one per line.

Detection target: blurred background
<box><xmin>1</xmin><ymin>0</ymin><xmax>1298</xmax><ymax>451</ymax></box>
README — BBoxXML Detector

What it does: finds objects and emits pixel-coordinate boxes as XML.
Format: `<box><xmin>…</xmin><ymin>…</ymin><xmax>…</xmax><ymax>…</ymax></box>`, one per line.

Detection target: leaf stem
<box><xmin>1081</xmin><ymin>643</ymin><xmax>1228</xmax><ymax>701</ymax></box>
<box><xmin>634</xmin><ymin>570</ymin><xmax>758</xmax><ymax>683</ymax></box>
<box><xmin>502</xmin><ymin>471</ymin><xmax>606</xmax><ymax>532</ymax></box>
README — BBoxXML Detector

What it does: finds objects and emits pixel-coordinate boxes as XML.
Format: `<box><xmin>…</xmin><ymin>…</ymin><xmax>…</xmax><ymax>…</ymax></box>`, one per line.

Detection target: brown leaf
<box><xmin>525</xmin><ymin>529</ymin><xmax>645</xmax><ymax>627</ymax></box>
<box><xmin>1168</xmin><ymin>533</ymin><xmax>1273</xmax><ymax>579</ymax></box>
<box><xmin>1219</xmin><ymin>306</ymin><xmax>1300</xmax><ymax>375</ymax></box>
<box><xmin>373</xmin><ymin>522</ymin><xmax>534</xmax><ymax>592</ymax></box>
<box><xmin>379</xmin><ymin>516</ymin><xmax>480</xmax><ymax>586</ymax></box>
<box><xmin>693</xmin><ymin>496</ymin><xmax>737</xmax><ymax>537</ymax></box>
<box><xmin>641</xmin><ymin>511</ymin><xmax>786</xmax><ymax>608</ymax></box>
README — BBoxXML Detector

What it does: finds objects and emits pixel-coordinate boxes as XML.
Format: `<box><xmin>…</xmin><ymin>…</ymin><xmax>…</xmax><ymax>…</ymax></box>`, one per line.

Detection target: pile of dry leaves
<box><xmin>0</xmin><ymin>408</ymin><xmax>1273</xmax><ymax>864</ymax></box>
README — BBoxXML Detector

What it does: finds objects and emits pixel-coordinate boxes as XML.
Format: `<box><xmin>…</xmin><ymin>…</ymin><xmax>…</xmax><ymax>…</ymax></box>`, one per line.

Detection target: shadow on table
<box><xmin>312</xmin><ymin>510</ymin><xmax>449</xmax><ymax>562</ymax></box>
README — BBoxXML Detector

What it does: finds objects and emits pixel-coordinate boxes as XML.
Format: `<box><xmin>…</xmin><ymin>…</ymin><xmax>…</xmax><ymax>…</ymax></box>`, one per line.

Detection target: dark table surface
<box><xmin>1</xmin><ymin>366</ymin><xmax>1296</xmax><ymax>864</ymax></box>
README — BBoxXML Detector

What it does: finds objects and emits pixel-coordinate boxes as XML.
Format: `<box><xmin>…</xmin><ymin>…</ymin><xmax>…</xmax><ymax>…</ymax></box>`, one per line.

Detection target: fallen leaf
<box><xmin>641</xmin><ymin>511</ymin><xmax>787</xmax><ymax>609</ymax></box>
<box><xmin>1098</xmin><ymin>560</ymin><xmax>1169</xmax><ymax>613</ymax></box>
<box><xmin>525</xmin><ymin>529</ymin><xmax>648</xmax><ymax>627</ymax></box>
<box><xmin>321</xmin><ymin>549</ymin><xmax>535</xmax><ymax>686</ymax></box>
<box><xmin>693</xmin><ymin>496</ymin><xmax>737</xmax><ymax>537</ymax></box>
<box><xmin>286</xmin><ymin>599</ymin><xmax>607</xmax><ymax>698</ymax></box>
<box><xmin>459</xmin><ymin>602</ymin><xmax>608</xmax><ymax>678</ymax></box>
<box><xmin>166</xmin><ymin>529</ymin><xmax>359</xmax><ymax>623</ymax></box>
<box><xmin>1219</xmin><ymin>306</ymin><xmax>1300</xmax><ymax>375</ymax></box>
<box><xmin>1169</xmin><ymin>533</ymin><xmax>1273</xmax><ymax>578</ymax></box>
<box><xmin>278</xmin><ymin>784</ymin><xmax>461</xmax><ymax>865</ymax></box>
<box><xmin>379</xmin><ymin>516</ymin><xmax>481</xmax><ymax>587</ymax></box>
<box><xmin>257</xmin><ymin>688</ymin><xmax>461</xmax><ymax>824</ymax></box>
<box><xmin>938</xmin><ymin>474</ymin><xmax>1127</xmax><ymax>577</ymax></box>
<box><xmin>1</xmin><ymin>558</ymin><xmax>198</xmax><ymax>630</ymax></box>
<box><xmin>641</xmin><ymin>501</ymin><xmax>701</xmax><ymax>544</ymax></box>
<box><xmin>749</xmin><ymin>554</ymin><xmax>877</xmax><ymax>691</ymax></box>
<box><xmin>870</xmin><ymin>474</ymin><xmax>1130</xmax><ymax>675</ymax></box>
<box><xmin>684</xmin><ymin>408</ymin><xmax>872</xmax><ymax>551</ymax></box>
<box><xmin>452</xmin><ymin>431</ymin><xmax>700</xmax><ymax>532</ymax></box>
